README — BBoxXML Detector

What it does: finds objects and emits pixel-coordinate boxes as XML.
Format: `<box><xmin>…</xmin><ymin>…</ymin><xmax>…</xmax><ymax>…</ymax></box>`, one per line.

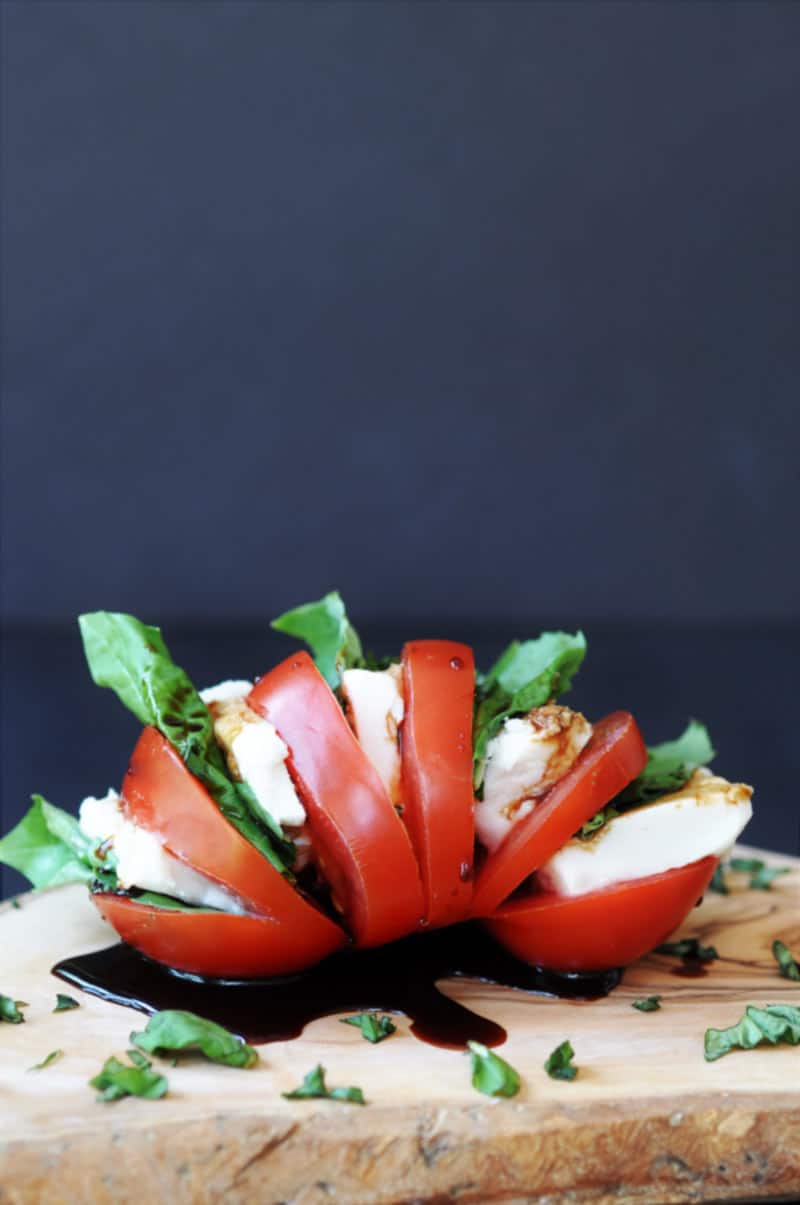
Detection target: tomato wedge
<box><xmin>400</xmin><ymin>640</ymin><xmax>475</xmax><ymax>928</ymax></box>
<box><xmin>471</xmin><ymin>711</ymin><xmax>647</xmax><ymax>917</ymax></box>
<box><xmin>92</xmin><ymin>894</ymin><xmax>342</xmax><ymax>977</ymax></box>
<box><xmin>248</xmin><ymin>652</ymin><xmax>424</xmax><ymax>948</ymax></box>
<box><xmin>484</xmin><ymin>855</ymin><xmax>717</xmax><ymax>971</ymax></box>
<box><xmin>121</xmin><ymin>726</ymin><xmax>346</xmax><ymax>954</ymax></box>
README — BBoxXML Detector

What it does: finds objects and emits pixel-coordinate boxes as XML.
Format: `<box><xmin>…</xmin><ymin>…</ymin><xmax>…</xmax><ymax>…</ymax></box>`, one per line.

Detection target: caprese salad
<box><xmin>0</xmin><ymin>593</ymin><xmax>753</xmax><ymax>979</ymax></box>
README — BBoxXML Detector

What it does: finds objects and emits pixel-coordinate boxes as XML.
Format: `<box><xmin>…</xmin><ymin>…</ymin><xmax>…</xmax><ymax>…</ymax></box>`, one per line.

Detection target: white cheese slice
<box><xmin>209</xmin><ymin>698</ymin><xmax>306</xmax><ymax>829</ymax></box>
<box><xmin>475</xmin><ymin>706</ymin><xmax>593</xmax><ymax>852</ymax></box>
<box><xmin>79</xmin><ymin>789</ymin><xmax>244</xmax><ymax>913</ymax></box>
<box><xmin>341</xmin><ymin>664</ymin><xmax>404</xmax><ymax>803</ymax></box>
<box><xmin>199</xmin><ymin>680</ymin><xmax>253</xmax><ymax>705</ymax></box>
<box><xmin>536</xmin><ymin>768</ymin><xmax>753</xmax><ymax>897</ymax></box>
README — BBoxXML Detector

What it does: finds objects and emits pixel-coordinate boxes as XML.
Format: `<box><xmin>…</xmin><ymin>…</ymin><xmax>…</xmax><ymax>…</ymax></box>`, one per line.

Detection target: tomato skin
<box><xmin>484</xmin><ymin>856</ymin><xmax>718</xmax><ymax>972</ymax></box>
<box><xmin>400</xmin><ymin>640</ymin><xmax>475</xmax><ymax>928</ymax></box>
<box><xmin>471</xmin><ymin>711</ymin><xmax>647</xmax><ymax>917</ymax></box>
<box><xmin>92</xmin><ymin>894</ymin><xmax>343</xmax><ymax>977</ymax></box>
<box><xmin>248</xmin><ymin>652</ymin><xmax>424</xmax><ymax>948</ymax></box>
<box><xmin>121</xmin><ymin>727</ymin><xmax>346</xmax><ymax>953</ymax></box>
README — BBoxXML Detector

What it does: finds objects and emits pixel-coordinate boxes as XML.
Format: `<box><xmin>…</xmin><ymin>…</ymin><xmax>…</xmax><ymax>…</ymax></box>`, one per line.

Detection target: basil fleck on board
<box><xmin>1</xmin><ymin>845</ymin><xmax>798</xmax><ymax>1205</ymax></box>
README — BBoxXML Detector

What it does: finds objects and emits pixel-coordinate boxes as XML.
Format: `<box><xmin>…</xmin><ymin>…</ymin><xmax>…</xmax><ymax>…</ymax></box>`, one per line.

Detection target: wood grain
<box><xmin>1</xmin><ymin>844</ymin><xmax>798</xmax><ymax>1205</ymax></box>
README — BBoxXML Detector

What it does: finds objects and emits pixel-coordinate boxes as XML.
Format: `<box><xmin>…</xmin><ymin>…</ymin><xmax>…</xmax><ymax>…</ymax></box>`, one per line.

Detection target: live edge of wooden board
<box><xmin>1</xmin><ymin>843</ymin><xmax>798</xmax><ymax>1205</ymax></box>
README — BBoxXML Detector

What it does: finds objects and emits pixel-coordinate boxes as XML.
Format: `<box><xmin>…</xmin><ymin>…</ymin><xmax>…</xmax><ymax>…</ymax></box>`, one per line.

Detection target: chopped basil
<box><xmin>467</xmin><ymin>1040</ymin><xmax>521</xmax><ymax>1098</ymax></box>
<box><xmin>632</xmin><ymin>995</ymin><xmax>662</xmax><ymax>1012</ymax></box>
<box><xmin>473</xmin><ymin>631</ymin><xmax>586</xmax><ymax>791</ymax></box>
<box><xmin>704</xmin><ymin>1004</ymin><xmax>800</xmax><ymax>1062</ymax></box>
<box><xmin>729</xmin><ymin>858</ymin><xmax>791</xmax><ymax>890</ymax></box>
<box><xmin>130</xmin><ymin>1010</ymin><xmax>258</xmax><ymax>1068</ymax></box>
<box><xmin>271</xmin><ymin>591</ymin><xmax>364</xmax><ymax>691</ymax></box>
<box><xmin>11</xmin><ymin>899</ymin><xmax>21</xmax><ymax>910</ymax></box>
<box><xmin>29</xmin><ymin>1049</ymin><xmax>63</xmax><ymax>1072</ymax></box>
<box><xmin>709</xmin><ymin>864</ymin><xmax>729</xmax><ymax>894</ymax></box>
<box><xmin>772</xmin><ymin>940</ymin><xmax>800</xmax><ymax>982</ymax></box>
<box><xmin>655</xmin><ymin>938</ymin><xmax>718</xmax><ymax>963</ymax></box>
<box><xmin>54</xmin><ymin>994</ymin><xmax>80</xmax><ymax>1013</ymax></box>
<box><xmin>0</xmin><ymin>795</ymin><xmax>117</xmax><ymax>892</ymax></box>
<box><xmin>0</xmin><ymin>994</ymin><xmax>26</xmax><ymax>1024</ymax></box>
<box><xmin>544</xmin><ymin>1039</ymin><xmax>577</xmax><ymax>1081</ymax></box>
<box><xmin>78</xmin><ymin>611</ymin><xmax>293</xmax><ymax>873</ymax></box>
<box><xmin>126</xmin><ymin>1048</ymin><xmax>153</xmax><ymax>1069</ymax></box>
<box><xmin>90</xmin><ymin>1052</ymin><xmax>168</xmax><ymax>1102</ymax></box>
<box><xmin>340</xmin><ymin>1012</ymin><xmax>396</xmax><ymax>1044</ymax></box>
<box><xmin>282</xmin><ymin>1064</ymin><xmax>365</xmax><ymax>1104</ymax></box>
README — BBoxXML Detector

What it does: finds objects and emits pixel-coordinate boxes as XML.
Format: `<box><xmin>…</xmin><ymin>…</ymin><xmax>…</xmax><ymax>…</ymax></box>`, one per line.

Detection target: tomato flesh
<box><xmin>485</xmin><ymin>856</ymin><xmax>718</xmax><ymax>971</ymax></box>
<box><xmin>400</xmin><ymin>640</ymin><xmax>475</xmax><ymax>927</ymax></box>
<box><xmin>471</xmin><ymin>711</ymin><xmax>647</xmax><ymax>917</ymax></box>
<box><xmin>248</xmin><ymin>652</ymin><xmax>425</xmax><ymax>948</ymax></box>
<box><xmin>121</xmin><ymin>726</ymin><xmax>346</xmax><ymax>951</ymax></box>
<box><xmin>92</xmin><ymin>893</ymin><xmax>343</xmax><ymax>977</ymax></box>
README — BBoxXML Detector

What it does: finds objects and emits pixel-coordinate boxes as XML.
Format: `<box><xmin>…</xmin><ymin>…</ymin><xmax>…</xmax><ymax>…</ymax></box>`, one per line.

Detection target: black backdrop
<box><xmin>2</xmin><ymin>1</ymin><xmax>799</xmax><ymax>893</ymax></box>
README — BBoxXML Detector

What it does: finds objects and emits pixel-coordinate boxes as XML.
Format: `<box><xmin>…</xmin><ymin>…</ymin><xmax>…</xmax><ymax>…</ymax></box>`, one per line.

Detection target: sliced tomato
<box><xmin>485</xmin><ymin>856</ymin><xmax>718</xmax><ymax>971</ymax></box>
<box><xmin>248</xmin><ymin>652</ymin><xmax>424</xmax><ymax>948</ymax></box>
<box><xmin>92</xmin><ymin>894</ymin><xmax>342</xmax><ymax>977</ymax></box>
<box><xmin>121</xmin><ymin>726</ymin><xmax>346</xmax><ymax>953</ymax></box>
<box><xmin>400</xmin><ymin>640</ymin><xmax>475</xmax><ymax>928</ymax></box>
<box><xmin>471</xmin><ymin>712</ymin><xmax>647</xmax><ymax>917</ymax></box>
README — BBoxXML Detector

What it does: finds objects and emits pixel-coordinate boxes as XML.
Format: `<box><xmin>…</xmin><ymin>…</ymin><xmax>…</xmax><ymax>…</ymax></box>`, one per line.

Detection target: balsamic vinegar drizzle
<box><xmin>53</xmin><ymin>922</ymin><xmax>622</xmax><ymax>1048</ymax></box>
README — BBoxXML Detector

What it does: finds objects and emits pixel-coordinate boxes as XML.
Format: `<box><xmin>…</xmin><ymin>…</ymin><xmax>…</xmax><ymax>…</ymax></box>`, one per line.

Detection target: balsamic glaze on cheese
<box><xmin>53</xmin><ymin>922</ymin><xmax>621</xmax><ymax>1048</ymax></box>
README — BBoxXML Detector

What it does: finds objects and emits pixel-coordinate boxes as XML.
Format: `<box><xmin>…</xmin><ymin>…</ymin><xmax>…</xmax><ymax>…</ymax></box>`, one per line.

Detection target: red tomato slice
<box><xmin>485</xmin><ymin>856</ymin><xmax>718</xmax><ymax>971</ymax></box>
<box><xmin>400</xmin><ymin>640</ymin><xmax>475</xmax><ymax>928</ymax></box>
<box><xmin>92</xmin><ymin>894</ymin><xmax>343</xmax><ymax>977</ymax></box>
<box><xmin>471</xmin><ymin>712</ymin><xmax>647</xmax><ymax>917</ymax></box>
<box><xmin>121</xmin><ymin>726</ymin><xmax>346</xmax><ymax>953</ymax></box>
<box><xmin>248</xmin><ymin>652</ymin><xmax>424</xmax><ymax>948</ymax></box>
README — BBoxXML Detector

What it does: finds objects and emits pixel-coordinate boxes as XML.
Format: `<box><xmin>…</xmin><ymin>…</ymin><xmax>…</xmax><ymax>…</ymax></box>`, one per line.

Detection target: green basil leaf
<box><xmin>632</xmin><ymin>995</ymin><xmax>662</xmax><ymax>1012</ymax></box>
<box><xmin>0</xmin><ymin>994</ymin><xmax>26</xmax><ymax>1024</ymax></box>
<box><xmin>473</xmin><ymin>631</ymin><xmax>586</xmax><ymax>790</ymax></box>
<box><xmin>90</xmin><ymin>1053</ymin><xmax>168</xmax><ymax>1102</ymax></box>
<box><xmin>704</xmin><ymin>1003</ymin><xmax>800</xmax><ymax>1062</ymax></box>
<box><xmin>709</xmin><ymin>864</ymin><xmax>729</xmax><ymax>894</ymax></box>
<box><xmin>467</xmin><ymin>1040</ymin><xmax>521</xmax><ymax>1097</ymax></box>
<box><xmin>615</xmin><ymin>721</ymin><xmax>714</xmax><ymax>807</ymax></box>
<box><xmin>126</xmin><ymin>1048</ymin><xmax>152</xmax><ymax>1069</ymax></box>
<box><xmin>29</xmin><ymin>1049</ymin><xmax>63</xmax><ymax>1072</ymax></box>
<box><xmin>772</xmin><ymin>940</ymin><xmax>800</xmax><ymax>982</ymax></box>
<box><xmin>54</xmin><ymin>994</ymin><xmax>80</xmax><ymax>1012</ymax></box>
<box><xmin>0</xmin><ymin>796</ymin><xmax>93</xmax><ymax>890</ymax></box>
<box><xmin>11</xmin><ymin>898</ymin><xmax>21</xmax><ymax>910</ymax></box>
<box><xmin>131</xmin><ymin>1010</ymin><xmax>258</xmax><ymax>1068</ymax></box>
<box><xmin>340</xmin><ymin>1012</ymin><xmax>397</xmax><ymax>1043</ymax></box>
<box><xmin>79</xmin><ymin>611</ymin><xmax>292</xmax><ymax>875</ymax></box>
<box><xmin>271</xmin><ymin>591</ymin><xmax>364</xmax><ymax>691</ymax></box>
<box><xmin>729</xmin><ymin>858</ymin><xmax>790</xmax><ymax>890</ymax></box>
<box><xmin>655</xmin><ymin>938</ymin><xmax>718</xmax><ymax>963</ymax></box>
<box><xmin>544</xmin><ymin>1039</ymin><xmax>578</xmax><ymax>1081</ymax></box>
<box><xmin>282</xmin><ymin>1063</ymin><xmax>365</xmax><ymax>1104</ymax></box>
<box><xmin>749</xmin><ymin>866</ymin><xmax>790</xmax><ymax>891</ymax></box>
<box><xmin>577</xmin><ymin>806</ymin><xmax>619</xmax><ymax>840</ymax></box>
<box><xmin>127</xmin><ymin>889</ymin><xmax>218</xmax><ymax>912</ymax></box>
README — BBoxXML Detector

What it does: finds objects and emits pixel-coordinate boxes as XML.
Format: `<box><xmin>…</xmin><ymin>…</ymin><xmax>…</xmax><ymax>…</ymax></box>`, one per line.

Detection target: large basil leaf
<box><xmin>615</xmin><ymin>720</ymin><xmax>715</xmax><ymax>807</ymax></box>
<box><xmin>79</xmin><ymin>612</ymin><xmax>292</xmax><ymax>874</ymax></box>
<box><xmin>473</xmin><ymin>631</ymin><xmax>586</xmax><ymax>790</ymax></box>
<box><xmin>0</xmin><ymin>795</ymin><xmax>117</xmax><ymax>891</ymax></box>
<box><xmin>271</xmin><ymin>591</ymin><xmax>363</xmax><ymax>691</ymax></box>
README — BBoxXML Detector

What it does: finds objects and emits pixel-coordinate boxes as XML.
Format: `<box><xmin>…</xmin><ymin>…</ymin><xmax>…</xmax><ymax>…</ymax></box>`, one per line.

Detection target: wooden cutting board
<box><xmin>1</xmin><ymin>843</ymin><xmax>798</xmax><ymax>1205</ymax></box>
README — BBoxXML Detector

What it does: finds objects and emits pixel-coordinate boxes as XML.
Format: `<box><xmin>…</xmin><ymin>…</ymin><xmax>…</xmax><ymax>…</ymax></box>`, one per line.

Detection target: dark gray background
<box><xmin>2</xmin><ymin>1</ymin><xmax>799</xmax><ymax>894</ymax></box>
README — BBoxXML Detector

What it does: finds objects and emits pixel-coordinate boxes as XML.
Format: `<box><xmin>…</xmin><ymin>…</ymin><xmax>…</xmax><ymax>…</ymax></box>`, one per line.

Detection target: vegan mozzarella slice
<box><xmin>536</xmin><ymin>768</ymin><xmax>753</xmax><ymax>897</ymax></box>
<box><xmin>341</xmin><ymin>664</ymin><xmax>404</xmax><ymax>804</ymax></box>
<box><xmin>199</xmin><ymin>679</ymin><xmax>253</xmax><ymax>705</ymax></box>
<box><xmin>204</xmin><ymin>690</ymin><xmax>306</xmax><ymax>828</ymax></box>
<box><xmin>475</xmin><ymin>705</ymin><xmax>593</xmax><ymax>852</ymax></box>
<box><xmin>79</xmin><ymin>789</ymin><xmax>244</xmax><ymax>913</ymax></box>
